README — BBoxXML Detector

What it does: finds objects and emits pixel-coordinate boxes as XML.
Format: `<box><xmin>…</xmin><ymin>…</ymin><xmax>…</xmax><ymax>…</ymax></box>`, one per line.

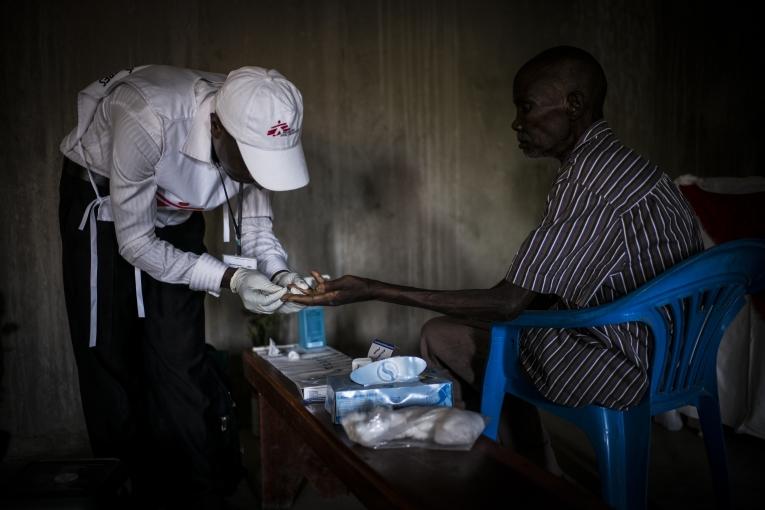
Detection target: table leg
<box><xmin>258</xmin><ymin>395</ymin><xmax>348</xmax><ymax>508</ymax></box>
<box><xmin>259</xmin><ymin>395</ymin><xmax>306</xmax><ymax>508</ymax></box>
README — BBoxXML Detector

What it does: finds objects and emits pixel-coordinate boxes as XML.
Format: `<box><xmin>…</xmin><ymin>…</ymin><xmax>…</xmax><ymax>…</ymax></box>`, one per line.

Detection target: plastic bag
<box><xmin>341</xmin><ymin>406</ymin><xmax>488</xmax><ymax>450</ymax></box>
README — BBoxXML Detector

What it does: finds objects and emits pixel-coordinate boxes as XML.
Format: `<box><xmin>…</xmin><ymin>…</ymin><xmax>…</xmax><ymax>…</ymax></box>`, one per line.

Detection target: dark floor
<box><xmin>2</xmin><ymin>412</ymin><xmax>764</xmax><ymax>509</ymax></box>
<box><xmin>228</xmin><ymin>411</ymin><xmax>765</xmax><ymax>510</ymax></box>
<box><xmin>543</xmin><ymin>413</ymin><xmax>765</xmax><ymax>510</ymax></box>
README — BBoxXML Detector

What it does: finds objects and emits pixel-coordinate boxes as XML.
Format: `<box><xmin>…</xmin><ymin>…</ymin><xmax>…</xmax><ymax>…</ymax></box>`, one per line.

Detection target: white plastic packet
<box><xmin>267</xmin><ymin>338</ymin><xmax>280</xmax><ymax>357</ymax></box>
<box><xmin>341</xmin><ymin>406</ymin><xmax>487</xmax><ymax>450</ymax></box>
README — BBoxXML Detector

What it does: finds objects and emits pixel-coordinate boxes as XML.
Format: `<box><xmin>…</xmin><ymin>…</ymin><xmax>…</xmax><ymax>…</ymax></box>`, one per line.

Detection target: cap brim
<box><xmin>236</xmin><ymin>141</ymin><xmax>310</xmax><ymax>191</ymax></box>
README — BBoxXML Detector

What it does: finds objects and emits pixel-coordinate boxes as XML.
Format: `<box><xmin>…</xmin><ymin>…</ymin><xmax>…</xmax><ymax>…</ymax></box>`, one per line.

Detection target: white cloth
<box><xmin>674</xmin><ymin>174</ymin><xmax>765</xmax><ymax>194</ymax></box>
<box><xmin>60</xmin><ymin>66</ymin><xmax>290</xmax><ymax>294</ymax></box>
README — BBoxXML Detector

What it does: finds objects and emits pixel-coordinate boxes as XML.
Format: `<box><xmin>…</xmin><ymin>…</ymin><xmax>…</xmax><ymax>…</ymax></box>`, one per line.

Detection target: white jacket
<box><xmin>60</xmin><ymin>65</ymin><xmax>290</xmax><ymax>293</ymax></box>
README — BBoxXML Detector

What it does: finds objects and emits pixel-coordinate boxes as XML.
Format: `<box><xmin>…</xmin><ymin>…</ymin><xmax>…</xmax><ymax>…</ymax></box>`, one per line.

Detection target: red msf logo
<box><xmin>266</xmin><ymin>120</ymin><xmax>295</xmax><ymax>137</ymax></box>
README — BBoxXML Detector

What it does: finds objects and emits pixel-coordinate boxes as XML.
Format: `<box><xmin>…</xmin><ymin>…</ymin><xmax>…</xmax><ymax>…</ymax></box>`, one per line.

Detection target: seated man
<box><xmin>286</xmin><ymin>46</ymin><xmax>703</xmax><ymax>468</ymax></box>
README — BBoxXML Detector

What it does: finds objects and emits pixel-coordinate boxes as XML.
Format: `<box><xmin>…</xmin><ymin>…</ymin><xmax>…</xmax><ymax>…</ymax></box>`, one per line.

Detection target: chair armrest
<box><xmin>489</xmin><ymin>307</ymin><xmax>636</xmax><ymax>381</ymax></box>
<box><xmin>492</xmin><ymin>304</ymin><xmax>670</xmax><ymax>395</ymax></box>
<box><xmin>495</xmin><ymin>303</ymin><xmax>636</xmax><ymax>330</ymax></box>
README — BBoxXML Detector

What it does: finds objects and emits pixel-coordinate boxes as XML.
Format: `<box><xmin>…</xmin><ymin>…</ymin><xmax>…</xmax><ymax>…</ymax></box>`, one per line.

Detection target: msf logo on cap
<box><xmin>266</xmin><ymin>120</ymin><xmax>295</xmax><ymax>137</ymax></box>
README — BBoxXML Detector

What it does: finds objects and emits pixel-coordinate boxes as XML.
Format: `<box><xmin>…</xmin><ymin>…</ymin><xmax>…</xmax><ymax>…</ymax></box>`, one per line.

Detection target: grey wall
<box><xmin>1</xmin><ymin>0</ymin><xmax>762</xmax><ymax>459</ymax></box>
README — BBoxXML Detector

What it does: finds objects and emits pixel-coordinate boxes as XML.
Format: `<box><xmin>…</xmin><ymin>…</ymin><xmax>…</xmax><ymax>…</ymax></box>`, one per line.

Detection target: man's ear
<box><xmin>566</xmin><ymin>91</ymin><xmax>585</xmax><ymax>120</ymax></box>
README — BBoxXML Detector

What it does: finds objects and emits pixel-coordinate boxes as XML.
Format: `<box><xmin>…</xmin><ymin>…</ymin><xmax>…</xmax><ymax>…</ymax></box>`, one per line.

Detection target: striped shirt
<box><xmin>505</xmin><ymin>120</ymin><xmax>703</xmax><ymax>409</ymax></box>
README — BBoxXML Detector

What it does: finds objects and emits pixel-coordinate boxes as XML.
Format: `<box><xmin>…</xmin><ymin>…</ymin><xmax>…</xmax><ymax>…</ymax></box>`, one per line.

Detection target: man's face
<box><xmin>512</xmin><ymin>69</ymin><xmax>576</xmax><ymax>162</ymax></box>
<box><xmin>210</xmin><ymin>113</ymin><xmax>256</xmax><ymax>185</ymax></box>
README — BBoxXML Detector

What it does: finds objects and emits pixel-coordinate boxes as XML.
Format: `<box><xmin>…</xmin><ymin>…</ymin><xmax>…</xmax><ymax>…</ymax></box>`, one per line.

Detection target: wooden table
<box><xmin>243</xmin><ymin>350</ymin><xmax>606</xmax><ymax>510</ymax></box>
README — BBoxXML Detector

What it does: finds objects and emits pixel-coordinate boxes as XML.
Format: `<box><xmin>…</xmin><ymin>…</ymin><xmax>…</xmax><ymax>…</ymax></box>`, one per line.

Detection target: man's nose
<box><xmin>511</xmin><ymin>116</ymin><xmax>522</xmax><ymax>132</ymax></box>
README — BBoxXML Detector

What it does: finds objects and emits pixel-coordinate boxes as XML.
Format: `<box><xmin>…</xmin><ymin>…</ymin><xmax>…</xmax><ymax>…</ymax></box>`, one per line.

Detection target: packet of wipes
<box><xmin>341</xmin><ymin>406</ymin><xmax>488</xmax><ymax>450</ymax></box>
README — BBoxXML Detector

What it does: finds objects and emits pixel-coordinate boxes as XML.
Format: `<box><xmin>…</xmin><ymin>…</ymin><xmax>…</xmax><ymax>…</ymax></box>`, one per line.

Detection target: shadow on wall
<box><xmin>285</xmin><ymin>132</ymin><xmax>480</xmax><ymax>357</ymax></box>
<box><xmin>1</xmin><ymin>292</ymin><xmax>19</xmax><ymax>461</ymax></box>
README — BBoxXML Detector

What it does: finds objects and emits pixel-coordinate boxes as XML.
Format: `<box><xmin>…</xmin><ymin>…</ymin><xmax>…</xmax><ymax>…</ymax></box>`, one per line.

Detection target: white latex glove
<box><xmin>230</xmin><ymin>268</ymin><xmax>287</xmax><ymax>314</ymax></box>
<box><xmin>272</xmin><ymin>271</ymin><xmax>311</xmax><ymax>314</ymax></box>
<box><xmin>272</xmin><ymin>271</ymin><xmax>312</xmax><ymax>293</ymax></box>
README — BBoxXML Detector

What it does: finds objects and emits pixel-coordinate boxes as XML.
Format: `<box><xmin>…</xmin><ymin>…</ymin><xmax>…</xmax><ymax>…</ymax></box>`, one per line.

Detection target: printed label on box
<box><xmin>367</xmin><ymin>338</ymin><xmax>396</xmax><ymax>360</ymax></box>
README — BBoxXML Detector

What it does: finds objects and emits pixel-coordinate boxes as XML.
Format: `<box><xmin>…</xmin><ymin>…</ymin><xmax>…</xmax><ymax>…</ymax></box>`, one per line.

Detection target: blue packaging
<box><xmin>298</xmin><ymin>307</ymin><xmax>326</xmax><ymax>350</ymax></box>
<box><xmin>325</xmin><ymin>369</ymin><xmax>453</xmax><ymax>424</ymax></box>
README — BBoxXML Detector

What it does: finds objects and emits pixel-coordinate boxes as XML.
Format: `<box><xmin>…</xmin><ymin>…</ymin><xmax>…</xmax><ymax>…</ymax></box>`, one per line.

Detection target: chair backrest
<box><xmin>614</xmin><ymin>239</ymin><xmax>765</xmax><ymax>407</ymax></box>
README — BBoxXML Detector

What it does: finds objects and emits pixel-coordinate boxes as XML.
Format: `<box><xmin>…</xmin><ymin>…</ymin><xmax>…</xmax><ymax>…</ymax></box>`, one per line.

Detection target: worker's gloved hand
<box><xmin>230</xmin><ymin>268</ymin><xmax>287</xmax><ymax>314</ymax></box>
<box><xmin>272</xmin><ymin>271</ymin><xmax>312</xmax><ymax>294</ymax></box>
<box><xmin>272</xmin><ymin>271</ymin><xmax>311</xmax><ymax>314</ymax></box>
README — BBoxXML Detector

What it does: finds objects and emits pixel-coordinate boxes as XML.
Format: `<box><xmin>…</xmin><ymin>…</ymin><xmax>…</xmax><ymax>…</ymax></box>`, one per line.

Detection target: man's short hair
<box><xmin>520</xmin><ymin>46</ymin><xmax>608</xmax><ymax>119</ymax></box>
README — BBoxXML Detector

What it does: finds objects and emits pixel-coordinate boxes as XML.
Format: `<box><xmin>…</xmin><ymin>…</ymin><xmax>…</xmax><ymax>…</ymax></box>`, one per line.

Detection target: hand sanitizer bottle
<box><xmin>298</xmin><ymin>307</ymin><xmax>326</xmax><ymax>350</ymax></box>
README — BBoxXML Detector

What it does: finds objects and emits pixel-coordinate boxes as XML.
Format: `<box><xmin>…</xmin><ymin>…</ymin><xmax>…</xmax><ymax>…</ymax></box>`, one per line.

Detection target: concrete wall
<box><xmin>1</xmin><ymin>0</ymin><xmax>761</xmax><ymax>459</ymax></box>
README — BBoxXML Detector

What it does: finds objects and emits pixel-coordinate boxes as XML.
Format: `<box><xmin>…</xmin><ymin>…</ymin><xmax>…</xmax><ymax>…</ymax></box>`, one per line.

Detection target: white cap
<box><xmin>215</xmin><ymin>67</ymin><xmax>309</xmax><ymax>191</ymax></box>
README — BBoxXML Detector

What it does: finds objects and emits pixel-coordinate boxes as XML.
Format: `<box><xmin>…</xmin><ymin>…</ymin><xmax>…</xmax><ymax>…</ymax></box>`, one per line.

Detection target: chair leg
<box><xmin>584</xmin><ymin>403</ymin><xmax>651</xmax><ymax>510</ymax></box>
<box><xmin>697</xmin><ymin>394</ymin><xmax>731</xmax><ymax>509</ymax></box>
<box><xmin>480</xmin><ymin>326</ymin><xmax>514</xmax><ymax>442</ymax></box>
<box><xmin>480</xmin><ymin>379</ymin><xmax>505</xmax><ymax>441</ymax></box>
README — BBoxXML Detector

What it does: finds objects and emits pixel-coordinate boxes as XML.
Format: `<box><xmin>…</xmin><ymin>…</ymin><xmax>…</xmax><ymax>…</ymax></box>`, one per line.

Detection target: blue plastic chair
<box><xmin>480</xmin><ymin>239</ymin><xmax>765</xmax><ymax>510</ymax></box>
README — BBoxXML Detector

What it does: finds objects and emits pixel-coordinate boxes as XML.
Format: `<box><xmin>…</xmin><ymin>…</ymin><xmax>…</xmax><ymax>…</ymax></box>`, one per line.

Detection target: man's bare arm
<box><xmin>371</xmin><ymin>278</ymin><xmax>538</xmax><ymax>321</ymax></box>
<box><xmin>284</xmin><ymin>273</ymin><xmax>539</xmax><ymax>321</ymax></box>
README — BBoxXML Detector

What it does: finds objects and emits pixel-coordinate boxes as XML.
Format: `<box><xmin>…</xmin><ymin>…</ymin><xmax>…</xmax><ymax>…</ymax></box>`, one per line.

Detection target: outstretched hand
<box><xmin>282</xmin><ymin>271</ymin><xmax>373</xmax><ymax>306</ymax></box>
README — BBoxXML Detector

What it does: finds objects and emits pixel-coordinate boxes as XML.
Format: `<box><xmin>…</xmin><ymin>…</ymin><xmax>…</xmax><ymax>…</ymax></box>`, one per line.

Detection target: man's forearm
<box><xmin>367</xmin><ymin>279</ymin><xmax>536</xmax><ymax>321</ymax></box>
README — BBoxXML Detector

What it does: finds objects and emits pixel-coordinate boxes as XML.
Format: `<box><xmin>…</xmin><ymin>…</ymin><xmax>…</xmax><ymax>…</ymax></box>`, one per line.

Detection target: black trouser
<box><xmin>59</xmin><ymin>158</ymin><xmax>239</xmax><ymax>509</ymax></box>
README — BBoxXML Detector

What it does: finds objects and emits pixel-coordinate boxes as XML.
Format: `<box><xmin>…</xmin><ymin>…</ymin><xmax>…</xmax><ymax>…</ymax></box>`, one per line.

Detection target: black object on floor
<box><xmin>0</xmin><ymin>457</ymin><xmax>130</xmax><ymax>509</ymax></box>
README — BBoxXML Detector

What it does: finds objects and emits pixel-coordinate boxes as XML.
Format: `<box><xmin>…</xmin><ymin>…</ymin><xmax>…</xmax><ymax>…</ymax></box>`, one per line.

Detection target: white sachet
<box><xmin>267</xmin><ymin>338</ymin><xmax>280</xmax><ymax>357</ymax></box>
